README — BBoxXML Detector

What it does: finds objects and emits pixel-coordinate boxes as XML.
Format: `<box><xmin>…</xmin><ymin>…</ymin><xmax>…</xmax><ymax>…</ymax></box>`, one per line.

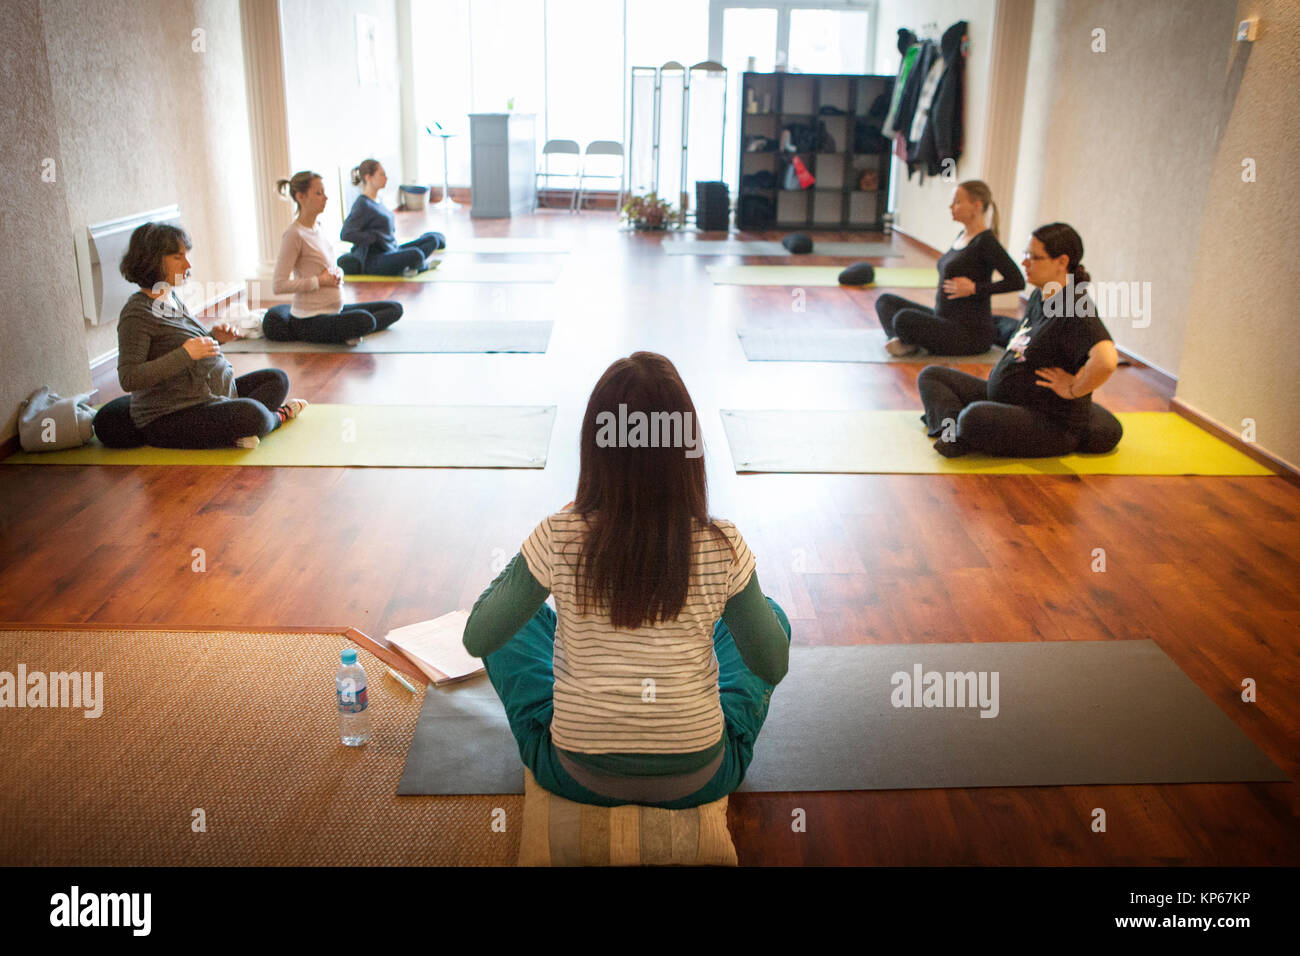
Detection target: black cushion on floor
<box><xmin>1079</xmin><ymin>403</ymin><xmax>1123</xmax><ymax>454</ymax></box>
<box><xmin>93</xmin><ymin>395</ymin><xmax>145</xmax><ymax>449</ymax></box>
<box><xmin>838</xmin><ymin>262</ymin><xmax>876</xmax><ymax>285</ymax></box>
<box><xmin>782</xmin><ymin>233</ymin><xmax>814</xmax><ymax>254</ymax></box>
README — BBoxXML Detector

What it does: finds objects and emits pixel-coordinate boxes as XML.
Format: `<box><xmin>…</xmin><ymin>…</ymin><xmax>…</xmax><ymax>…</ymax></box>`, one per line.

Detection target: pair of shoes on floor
<box><xmin>885</xmin><ymin>337</ymin><xmax>921</xmax><ymax>357</ymax></box>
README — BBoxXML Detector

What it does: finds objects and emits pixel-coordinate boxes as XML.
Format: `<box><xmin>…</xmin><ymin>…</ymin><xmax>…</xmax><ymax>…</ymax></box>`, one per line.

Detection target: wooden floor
<box><xmin>3</xmin><ymin>206</ymin><xmax>1297</xmax><ymax>865</ymax></box>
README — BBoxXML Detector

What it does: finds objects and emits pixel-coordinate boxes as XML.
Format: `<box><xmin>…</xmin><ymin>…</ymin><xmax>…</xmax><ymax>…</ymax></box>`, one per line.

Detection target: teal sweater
<box><xmin>463</xmin><ymin>552</ymin><xmax>789</xmax><ymax>776</ymax></box>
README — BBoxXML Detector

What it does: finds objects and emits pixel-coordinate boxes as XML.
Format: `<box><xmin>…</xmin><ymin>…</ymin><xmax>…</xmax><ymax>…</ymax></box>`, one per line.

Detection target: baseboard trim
<box><xmin>1170</xmin><ymin>398</ymin><xmax>1298</xmax><ymax>486</ymax></box>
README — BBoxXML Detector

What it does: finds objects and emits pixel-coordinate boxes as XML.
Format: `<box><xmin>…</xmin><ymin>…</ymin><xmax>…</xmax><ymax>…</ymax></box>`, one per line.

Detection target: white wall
<box><xmin>41</xmin><ymin>0</ymin><xmax>259</xmax><ymax>366</ymax></box>
<box><xmin>873</xmin><ymin>0</ymin><xmax>1000</xmax><ymax>251</ymax></box>
<box><xmin>0</xmin><ymin>3</ymin><xmax>92</xmax><ymax>442</ymax></box>
<box><xmin>280</xmin><ymin>0</ymin><xmax>404</xmax><ymax>234</ymax></box>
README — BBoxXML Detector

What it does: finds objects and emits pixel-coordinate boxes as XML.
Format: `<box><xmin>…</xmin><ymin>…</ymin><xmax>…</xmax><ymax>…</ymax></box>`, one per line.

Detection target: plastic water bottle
<box><xmin>336</xmin><ymin>649</ymin><xmax>371</xmax><ymax>746</ymax></box>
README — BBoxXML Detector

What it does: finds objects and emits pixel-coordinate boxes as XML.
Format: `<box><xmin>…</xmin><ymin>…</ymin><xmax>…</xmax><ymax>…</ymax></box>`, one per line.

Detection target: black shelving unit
<box><xmin>736</xmin><ymin>71</ymin><xmax>894</xmax><ymax>231</ymax></box>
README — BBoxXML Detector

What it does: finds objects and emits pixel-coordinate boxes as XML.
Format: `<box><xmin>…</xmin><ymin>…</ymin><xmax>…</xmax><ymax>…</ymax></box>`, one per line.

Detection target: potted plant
<box><xmin>621</xmin><ymin>192</ymin><xmax>677</xmax><ymax>230</ymax></box>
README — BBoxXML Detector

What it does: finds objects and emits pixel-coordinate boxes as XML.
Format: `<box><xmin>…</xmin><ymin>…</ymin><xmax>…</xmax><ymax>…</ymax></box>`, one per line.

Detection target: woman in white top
<box><xmin>263</xmin><ymin>171</ymin><xmax>403</xmax><ymax>344</ymax></box>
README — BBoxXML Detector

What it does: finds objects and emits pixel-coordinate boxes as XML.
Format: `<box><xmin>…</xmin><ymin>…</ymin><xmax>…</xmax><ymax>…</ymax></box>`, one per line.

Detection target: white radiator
<box><xmin>74</xmin><ymin>204</ymin><xmax>182</xmax><ymax>326</ymax></box>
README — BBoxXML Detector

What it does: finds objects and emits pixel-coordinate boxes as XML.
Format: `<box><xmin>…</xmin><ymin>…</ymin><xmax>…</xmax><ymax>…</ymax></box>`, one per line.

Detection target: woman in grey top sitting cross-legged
<box><xmin>114</xmin><ymin>222</ymin><xmax>308</xmax><ymax>450</ymax></box>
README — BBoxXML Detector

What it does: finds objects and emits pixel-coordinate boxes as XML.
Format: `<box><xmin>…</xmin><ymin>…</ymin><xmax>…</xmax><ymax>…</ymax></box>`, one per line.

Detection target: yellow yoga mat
<box><xmin>706</xmin><ymin>265</ymin><xmax>939</xmax><ymax>287</ymax></box>
<box><xmin>346</xmin><ymin>262</ymin><xmax>563</xmax><ymax>283</ymax></box>
<box><xmin>3</xmin><ymin>404</ymin><xmax>556</xmax><ymax>468</ymax></box>
<box><xmin>719</xmin><ymin>410</ymin><xmax>1274</xmax><ymax>476</ymax></box>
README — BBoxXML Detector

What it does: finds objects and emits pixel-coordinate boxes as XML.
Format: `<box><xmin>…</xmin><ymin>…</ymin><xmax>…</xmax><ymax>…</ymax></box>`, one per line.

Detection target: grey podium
<box><xmin>468</xmin><ymin>113</ymin><xmax>537</xmax><ymax>218</ymax></box>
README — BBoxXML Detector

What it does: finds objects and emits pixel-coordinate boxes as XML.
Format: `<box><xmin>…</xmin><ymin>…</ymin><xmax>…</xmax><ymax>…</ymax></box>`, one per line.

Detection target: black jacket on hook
<box><xmin>909</xmin><ymin>20</ymin><xmax>967</xmax><ymax>180</ymax></box>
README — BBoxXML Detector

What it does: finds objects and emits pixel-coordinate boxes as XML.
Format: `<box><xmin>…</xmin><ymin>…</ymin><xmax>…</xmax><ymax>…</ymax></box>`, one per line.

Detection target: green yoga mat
<box><xmin>718</xmin><ymin>410</ymin><xmax>1274</xmax><ymax>475</ymax></box>
<box><xmin>738</xmin><ymin>328</ymin><xmax>1003</xmax><ymax>364</ymax></box>
<box><xmin>395</xmin><ymin>641</ymin><xmax>1288</xmax><ymax>795</ymax></box>
<box><xmin>3</xmin><ymin>405</ymin><xmax>556</xmax><ymax>468</ymax></box>
<box><xmin>346</xmin><ymin>262</ymin><xmax>563</xmax><ymax>283</ymax></box>
<box><xmin>662</xmin><ymin>240</ymin><xmax>897</xmax><ymax>257</ymax></box>
<box><xmin>707</xmin><ymin>265</ymin><xmax>939</xmax><ymax>287</ymax></box>
<box><xmin>222</xmin><ymin>320</ymin><xmax>552</xmax><ymax>354</ymax></box>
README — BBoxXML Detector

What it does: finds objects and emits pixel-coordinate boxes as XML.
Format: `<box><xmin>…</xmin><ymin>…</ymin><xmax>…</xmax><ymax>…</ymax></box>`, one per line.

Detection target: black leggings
<box><xmin>141</xmin><ymin>369</ymin><xmax>289</xmax><ymax>449</ymax></box>
<box><xmin>362</xmin><ymin>232</ymin><xmax>446</xmax><ymax>275</ymax></box>
<box><xmin>917</xmin><ymin>365</ymin><xmax>1087</xmax><ymax>458</ymax></box>
<box><xmin>263</xmin><ymin>301</ymin><xmax>403</xmax><ymax>343</ymax></box>
<box><xmin>875</xmin><ymin>293</ymin><xmax>995</xmax><ymax>356</ymax></box>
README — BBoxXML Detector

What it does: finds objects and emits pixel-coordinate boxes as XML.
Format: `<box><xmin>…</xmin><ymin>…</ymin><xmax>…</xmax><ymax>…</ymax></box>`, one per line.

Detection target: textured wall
<box><xmin>279</xmin><ymin>0</ymin><xmax>403</xmax><ymax>238</ymax></box>
<box><xmin>873</xmin><ymin>0</ymin><xmax>999</xmax><ymax>252</ymax></box>
<box><xmin>1174</xmin><ymin>0</ymin><xmax>1300</xmax><ymax>468</ymax></box>
<box><xmin>1025</xmin><ymin>0</ymin><xmax>1236</xmax><ymax>374</ymax></box>
<box><xmin>41</xmin><ymin>0</ymin><xmax>258</xmax><ymax>366</ymax></box>
<box><xmin>0</xmin><ymin>3</ymin><xmax>93</xmax><ymax>442</ymax></box>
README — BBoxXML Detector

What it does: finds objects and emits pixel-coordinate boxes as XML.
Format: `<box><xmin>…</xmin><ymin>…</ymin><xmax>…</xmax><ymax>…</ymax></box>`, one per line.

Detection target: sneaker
<box><xmin>885</xmin><ymin>337</ymin><xmax>920</xmax><ymax>357</ymax></box>
<box><xmin>279</xmin><ymin>398</ymin><xmax>309</xmax><ymax>421</ymax></box>
<box><xmin>234</xmin><ymin>435</ymin><xmax>261</xmax><ymax>449</ymax></box>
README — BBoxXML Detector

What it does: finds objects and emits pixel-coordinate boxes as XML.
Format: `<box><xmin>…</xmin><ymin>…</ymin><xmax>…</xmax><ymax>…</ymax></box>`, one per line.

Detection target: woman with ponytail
<box><xmin>266</xmin><ymin>170</ymin><xmax>404</xmax><ymax>344</ymax></box>
<box><xmin>917</xmin><ymin>222</ymin><xmax>1123</xmax><ymax>458</ymax></box>
<box><xmin>875</xmin><ymin>180</ymin><xmax>1025</xmax><ymax>356</ymax></box>
<box><xmin>339</xmin><ymin>159</ymin><xmax>445</xmax><ymax>276</ymax></box>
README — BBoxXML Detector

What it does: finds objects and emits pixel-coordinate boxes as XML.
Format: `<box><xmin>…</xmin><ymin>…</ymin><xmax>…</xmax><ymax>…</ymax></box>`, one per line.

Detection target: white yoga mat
<box><xmin>738</xmin><ymin>328</ymin><xmax>1003</xmax><ymax>364</ymax></box>
<box><xmin>222</xmin><ymin>320</ymin><xmax>552</xmax><ymax>354</ymax></box>
<box><xmin>663</xmin><ymin>239</ymin><xmax>897</xmax><ymax>257</ymax></box>
<box><xmin>435</xmin><ymin>238</ymin><xmax>571</xmax><ymax>254</ymax></box>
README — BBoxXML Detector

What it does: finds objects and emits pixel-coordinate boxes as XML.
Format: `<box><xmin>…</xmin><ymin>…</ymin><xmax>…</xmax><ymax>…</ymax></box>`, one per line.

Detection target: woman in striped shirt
<box><xmin>463</xmin><ymin>352</ymin><xmax>792</xmax><ymax>808</ymax></box>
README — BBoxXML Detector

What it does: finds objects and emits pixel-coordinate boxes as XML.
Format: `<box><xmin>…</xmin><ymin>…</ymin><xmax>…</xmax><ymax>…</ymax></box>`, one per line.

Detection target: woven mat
<box><xmin>0</xmin><ymin>630</ymin><xmax>520</xmax><ymax>866</ymax></box>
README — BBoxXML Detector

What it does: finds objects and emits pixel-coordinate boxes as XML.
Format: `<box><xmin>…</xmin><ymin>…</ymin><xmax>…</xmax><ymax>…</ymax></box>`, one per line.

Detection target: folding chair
<box><xmin>574</xmin><ymin>141</ymin><xmax>626</xmax><ymax>212</ymax></box>
<box><xmin>536</xmin><ymin>139</ymin><xmax>582</xmax><ymax>212</ymax></box>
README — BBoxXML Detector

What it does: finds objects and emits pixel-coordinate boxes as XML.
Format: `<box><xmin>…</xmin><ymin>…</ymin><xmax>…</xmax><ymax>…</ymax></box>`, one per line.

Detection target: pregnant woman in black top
<box><xmin>876</xmin><ymin>180</ymin><xmax>1025</xmax><ymax>356</ymax></box>
<box><xmin>917</xmin><ymin>222</ymin><xmax>1123</xmax><ymax>458</ymax></box>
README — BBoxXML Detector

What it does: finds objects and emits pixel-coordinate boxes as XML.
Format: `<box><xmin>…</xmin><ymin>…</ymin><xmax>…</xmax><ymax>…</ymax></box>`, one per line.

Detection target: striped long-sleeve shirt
<box><xmin>463</xmin><ymin>511</ymin><xmax>789</xmax><ymax>776</ymax></box>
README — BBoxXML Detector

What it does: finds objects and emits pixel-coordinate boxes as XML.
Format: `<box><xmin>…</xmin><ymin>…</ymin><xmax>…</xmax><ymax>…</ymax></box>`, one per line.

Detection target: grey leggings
<box><xmin>917</xmin><ymin>365</ymin><xmax>1085</xmax><ymax>458</ymax></box>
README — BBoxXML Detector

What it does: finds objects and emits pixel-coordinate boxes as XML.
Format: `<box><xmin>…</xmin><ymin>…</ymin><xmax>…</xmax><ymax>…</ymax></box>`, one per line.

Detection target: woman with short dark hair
<box><xmin>917</xmin><ymin>222</ymin><xmax>1123</xmax><ymax>458</ymax></box>
<box><xmin>115</xmin><ymin>222</ymin><xmax>306</xmax><ymax>449</ymax></box>
<box><xmin>462</xmin><ymin>352</ymin><xmax>792</xmax><ymax>809</ymax></box>
<box><xmin>339</xmin><ymin>159</ymin><xmax>445</xmax><ymax>276</ymax></box>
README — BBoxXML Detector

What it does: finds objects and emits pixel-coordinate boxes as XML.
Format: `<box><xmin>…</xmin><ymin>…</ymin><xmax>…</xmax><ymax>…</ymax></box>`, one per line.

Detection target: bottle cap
<box><xmin>340</xmin><ymin>649</ymin><xmax>358</xmax><ymax>665</ymax></box>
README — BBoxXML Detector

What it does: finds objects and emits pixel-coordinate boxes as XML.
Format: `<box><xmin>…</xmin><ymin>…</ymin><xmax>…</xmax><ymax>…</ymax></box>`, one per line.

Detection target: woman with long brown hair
<box><xmin>463</xmin><ymin>352</ymin><xmax>791</xmax><ymax>808</ymax></box>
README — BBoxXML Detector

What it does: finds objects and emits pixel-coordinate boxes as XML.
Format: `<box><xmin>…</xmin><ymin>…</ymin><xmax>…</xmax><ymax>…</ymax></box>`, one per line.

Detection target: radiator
<box><xmin>74</xmin><ymin>204</ymin><xmax>182</xmax><ymax>326</ymax></box>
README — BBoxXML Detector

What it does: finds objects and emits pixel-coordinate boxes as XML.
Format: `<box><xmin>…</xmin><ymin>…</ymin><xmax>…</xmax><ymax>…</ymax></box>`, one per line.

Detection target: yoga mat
<box><xmin>662</xmin><ymin>240</ymin><xmax>897</xmax><ymax>257</ymax></box>
<box><xmin>435</xmin><ymin>237</ymin><xmax>570</xmax><ymax>254</ymax></box>
<box><xmin>395</xmin><ymin>642</ymin><xmax>1288</xmax><ymax>795</ymax></box>
<box><xmin>346</xmin><ymin>262</ymin><xmax>563</xmax><ymax>283</ymax></box>
<box><xmin>2</xmin><ymin>404</ymin><xmax>556</xmax><ymax>468</ymax></box>
<box><xmin>718</xmin><ymin>410</ymin><xmax>1274</xmax><ymax>476</ymax></box>
<box><xmin>707</xmin><ymin>265</ymin><xmax>938</xmax><ymax>287</ymax></box>
<box><xmin>221</xmin><ymin>320</ymin><xmax>552</xmax><ymax>354</ymax></box>
<box><xmin>738</xmin><ymin>328</ymin><xmax>1003</xmax><ymax>364</ymax></box>
<box><xmin>0</xmin><ymin>628</ymin><xmax>520</xmax><ymax>865</ymax></box>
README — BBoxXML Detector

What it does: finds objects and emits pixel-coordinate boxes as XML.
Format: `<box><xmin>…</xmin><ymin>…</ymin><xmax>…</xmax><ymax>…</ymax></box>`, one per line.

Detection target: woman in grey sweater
<box><xmin>116</xmin><ymin>222</ymin><xmax>307</xmax><ymax>449</ymax></box>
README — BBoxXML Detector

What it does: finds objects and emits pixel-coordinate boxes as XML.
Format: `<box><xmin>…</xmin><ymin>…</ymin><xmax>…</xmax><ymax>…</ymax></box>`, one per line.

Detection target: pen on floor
<box><xmin>387</xmin><ymin>668</ymin><xmax>418</xmax><ymax>693</ymax></box>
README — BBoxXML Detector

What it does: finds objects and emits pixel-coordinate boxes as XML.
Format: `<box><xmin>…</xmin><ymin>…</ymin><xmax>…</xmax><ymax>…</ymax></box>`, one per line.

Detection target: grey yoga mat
<box><xmin>395</xmin><ymin>641</ymin><xmax>1287</xmax><ymax>796</ymax></box>
<box><xmin>662</xmin><ymin>239</ymin><xmax>897</xmax><ymax>257</ymax></box>
<box><xmin>738</xmin><ymin>327</ymin><xmax>1004</xmax><ymax>364</ymax></box>
<box><xmin>222</xmin><ymin>320</ymin><xmax>552</xmax><ymax>354</ymax></box>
